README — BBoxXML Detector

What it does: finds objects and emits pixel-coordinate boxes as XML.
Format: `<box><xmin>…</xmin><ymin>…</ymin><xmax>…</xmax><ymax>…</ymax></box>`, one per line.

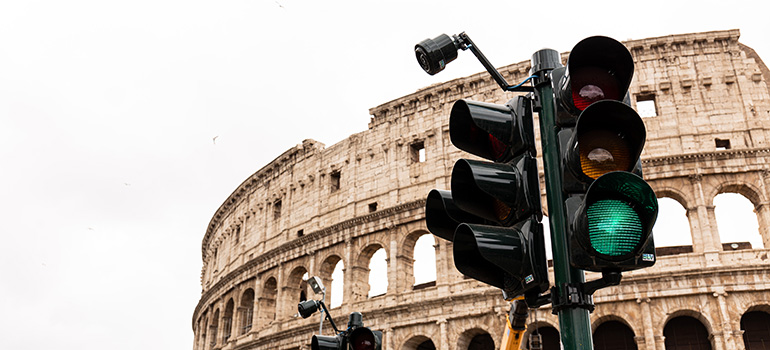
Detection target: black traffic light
<box><xmin>299</xmin><ymin>301</ymin><xmax>382</xmax><ymax>350</ymax></box>
<box><xmin>424</xmin><ymin>95</ymin><xmax>549</xmax><ymax>299</ymax></box>
<box><xmin>553</xmin><ymin>36</ymin><xmax>658</xmax><ymax>272</ymax></box>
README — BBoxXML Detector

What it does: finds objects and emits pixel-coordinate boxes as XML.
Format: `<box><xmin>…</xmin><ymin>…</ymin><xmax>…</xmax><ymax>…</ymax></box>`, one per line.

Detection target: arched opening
<box><xmin>653</xmin><ymin>197</ymin><xmax>693</xmax><ymax>252</ymax></box>
<box><xmin>663</xmin><ymin>316</ymin><xmax>711</xmax><ymax>349</ymax></box>
<box><xmin>593</xmin><ymin>320</ymin><xmax>637</xmax><ymax>350</ymax></box>
<box><xmin>402</xmin><ymin>335</ymin><xmax>436</xmax><ymax>350</ymax></box>
<box><xmin>223</xmin><ymin>298</ymin><xmax>234</xmax><ymax>342</ymax></box>
<box><xmin>416</xmin><ymin>340</ymin><xmax>436</xmax><ymax>350</ymax></box>
<box><xmin>210</xmin><ymin>309</ymin><xmax>220</xmax><ymax>347</ymax></box>
<box><xmin>715</xmin><ymin>193</ymin><xmax>763</xmax><ymax>249</ymax></box>
<box><xmin>239</xmin><ymin>288</ymin><xmax>255</xmax><ymax>335</ymax></box>
<box><xmin>285</xmin><ymin>266</ymin><xmax>310</xmax><ymax>317</ymax></box>
<box><xmin>413</xmin><ymin>234</ymin><xmax>437</xmax><ymax>288</ymax></box>
<box><xmin>467</xmin><ymin>333</ymin><xmax>495</xmax><ymax>350</ymax></box>
<box><xmin>319</xmin><ymin>255</ymin><xmax>344</xmax><ymax>307</ymax></box>
<box><xmin>368</xmin><ymin>248</ymin><xmax>388</xmax><ymax>297</ymax></box>
<box><xmin>457</xmin><ymin>328</ymin><xmax>495</xmax><ymax>350</ymax></box>
<box><xmin>330</xmin><ymin>260</ymin><xmax>344</xmax><ymax>308</ymax></box>
<box><xmin>525</xmin><ymin>325</ymin><xmax>560</xmax><ymax>350</ymax></box>
<box><xmin>741</xmin><ymin>311</ymin><xmax>770</xmax><ymax>349</ymax></box>
<box><xmin>259</xmin><ymin>277</ymin><xmax>277</xmax><ymax>323</ymax></box>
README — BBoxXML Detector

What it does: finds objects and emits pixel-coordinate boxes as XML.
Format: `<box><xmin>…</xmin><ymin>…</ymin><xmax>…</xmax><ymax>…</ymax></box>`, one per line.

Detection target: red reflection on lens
<box><xmin>570</xmin><ymin>66</ymin><xmax>621</xmax><ymax>110</ymax></box>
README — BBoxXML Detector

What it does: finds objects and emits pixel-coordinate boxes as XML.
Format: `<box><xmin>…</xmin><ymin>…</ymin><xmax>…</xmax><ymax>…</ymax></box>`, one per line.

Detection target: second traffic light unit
<box><xmin>425</xmin><ymin>95</ymin><xmax>549</xmax><ymax>299</ymax></box>
<box><xmin>552</xmin><ymin>36</ymin><xmax>659</xmax><ymax>273</ymax></box>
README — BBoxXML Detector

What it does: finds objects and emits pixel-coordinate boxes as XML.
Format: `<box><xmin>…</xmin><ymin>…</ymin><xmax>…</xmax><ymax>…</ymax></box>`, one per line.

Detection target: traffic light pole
<box><xmin>531</xmin><ymin>50</ymin><xmax>594</xmax><ymax>350</ymax></box>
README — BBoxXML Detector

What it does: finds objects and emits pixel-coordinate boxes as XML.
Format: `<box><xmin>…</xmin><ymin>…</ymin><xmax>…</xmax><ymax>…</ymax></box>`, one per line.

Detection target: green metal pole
<box><xmin>531</xmin><ymin>50</ymin><xmax>594</xmax><ymax>350</ymax></box>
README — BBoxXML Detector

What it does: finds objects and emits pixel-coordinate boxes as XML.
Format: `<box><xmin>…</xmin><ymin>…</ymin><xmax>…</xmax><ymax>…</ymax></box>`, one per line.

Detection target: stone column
<box><xmin>438</xmin><ymin>319</ymin><xmax>449</xmax><ymax>350</ymax></box>
<box><xmin>343</xmin><ymin>239</ymin><xmax>355</xmax><ymax>304</ymax></box>
<box><xmin>638</xmin><ymin>297</ymin><xmax>657</xmax><ymax>350</ymax></box>
<box><xmin>384</xmin><ymin>327</ymin><xmax>394</xmax><ymax>350</ymax></box>
<box><xmin>690</xmin><ymin>174</ymin><xmax>722</xmax><ymax>262</ymax></box>
<box><xmin>756</xmin><ymin>170</ymin><xmax>770</xmax><ymax>249</ymax></box>
<box><xmin>390</xmin><ymin>239</ymin><xmax>403</xmax><ymax>294</ymax></box>
<box><xmin>714</xmin><ymin>290</ymin><xmax>737</xmax><ymax>350</ymax></box>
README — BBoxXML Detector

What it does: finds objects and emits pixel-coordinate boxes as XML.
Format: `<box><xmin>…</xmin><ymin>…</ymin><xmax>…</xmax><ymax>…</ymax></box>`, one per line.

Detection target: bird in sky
<box><xmin>213</xmin><ymin>136</ymin><xmax>219</xmax><ymax>145</ymax></box>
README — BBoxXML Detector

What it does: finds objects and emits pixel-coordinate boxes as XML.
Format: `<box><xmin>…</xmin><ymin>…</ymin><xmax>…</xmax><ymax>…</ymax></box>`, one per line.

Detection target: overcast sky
<box><xmin>1</xmin><ymin>1</ymin><xmax>769</xmax><ymax>349</ymax></box>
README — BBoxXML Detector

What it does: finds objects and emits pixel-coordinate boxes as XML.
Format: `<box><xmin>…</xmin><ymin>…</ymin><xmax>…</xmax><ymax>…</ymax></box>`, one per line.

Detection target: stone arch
<box><xmin>210</xmin><ymin>308</ymin><xmax>220</xmax><ymax>348</ymax></box>
<box><xmin>713</xmin><ymin>188</ymin><xmax>764</xmax><ymax>249</ymax></box>
<box><xmin>258</xmin><ymin>276</ymin><xmax>278</xmax><ymax>325</ymax></box>
<box><xmin>653</xmin><ymin>187</ymin><xmax>695</xmax><ymax>249</ymax></box>
<box><xmin>353</xmin><ymin>242</ymin><xmax>388</xmax><ymax>299</ymax></box>
<box><xmin>663</xmin><ymin>314</ymin><xmax>713</xmax><ymax>350</ymax></box>
<box><xmin>284</xmin><ymin>265</ymin><xmax>310</xmax><ymax>317</ymax></box>
<box><xmin>223</xmin><ymin>298</ymin><xmax>235</xmax><ymax>342</ymax></box>
<box><xmin>455</xmin><ymin>327</ymin><xmax>496</xmax><ymax>350</ymax></box>
<box><xmin>592</xmin><ymin>319</ymin><xmax>638</xmax><ymax>350</ymax></box>
<box><xmin>239</xmin><ymin>288</ymin><xmax>255</xmax><ymax>335</ymax></box>
<box><xmin>318</xmin><ymin>254</ymin><xmax>344</xmax><ymax>307</ymax></box>
<box><xmin>522</xmin><ymin>321</ymin><xmax>560</xmax><ymax>350</ymax></box>
<box><xmin>741</xmin><ymin>308</ymin><xmax>770</xmax><ymax>349</ymax></box>
<box><xmin>663</xmin><ymin>309</ymin><xmax>715</xmax><ymax>334</ymax></box>
<box><xmin>400</xmin><ymin>230</ymin><xmax>436</xmax><ymax>290</ymax></box>
<box><xmin>712</xmin><ymin>181</ymin><xmax>764</xmax><ymax>206</ymax></box>
<box><xmin>402</xmin><ymin>334</ymin><xmax>438</xmax><ymax>350</ymax></box>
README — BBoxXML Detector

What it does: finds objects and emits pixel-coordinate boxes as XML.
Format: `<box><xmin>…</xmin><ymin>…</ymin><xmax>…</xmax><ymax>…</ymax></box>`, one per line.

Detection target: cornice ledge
<box><xmin>642</xmin><ymin>148</ymin><xmax>770</xmax><ymax>165</ymax></box>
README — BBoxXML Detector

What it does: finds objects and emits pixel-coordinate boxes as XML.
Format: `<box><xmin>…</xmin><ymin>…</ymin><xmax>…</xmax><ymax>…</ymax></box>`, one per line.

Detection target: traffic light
<box><xmin>552</xmin><ymin>36</ymin><xmax>659</xmax><ymax>272</ymax></box>
<box><xmin>299</xmin><ymin>302</ymin><xmax>382</xmax><ymax>350</ymax></box>
<box><xmin>424</xmin><ymin>95</ymin><xmax>549</xmax><ymax>299</ymax></box>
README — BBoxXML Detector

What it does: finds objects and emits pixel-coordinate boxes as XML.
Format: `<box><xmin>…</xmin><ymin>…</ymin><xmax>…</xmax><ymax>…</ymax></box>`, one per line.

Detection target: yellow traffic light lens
<box><xmin>579</xmin><ymin>129</ymin><xmax>632</xmax><ymax>179</ymax></box>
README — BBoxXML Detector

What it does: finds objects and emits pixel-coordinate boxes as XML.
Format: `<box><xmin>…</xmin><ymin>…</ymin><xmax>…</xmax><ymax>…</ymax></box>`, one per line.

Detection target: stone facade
<box><xmin>192</xmin><ymin>29</ymin><xmax>770</xmax><ymax>350</ymax></box>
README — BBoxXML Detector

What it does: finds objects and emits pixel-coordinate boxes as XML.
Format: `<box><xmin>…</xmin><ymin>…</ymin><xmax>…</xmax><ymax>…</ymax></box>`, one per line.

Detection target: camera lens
<box><xmin>414</xmin><ymin>34</ymin><xmax>459</xmax><ymax>75</ymax></box>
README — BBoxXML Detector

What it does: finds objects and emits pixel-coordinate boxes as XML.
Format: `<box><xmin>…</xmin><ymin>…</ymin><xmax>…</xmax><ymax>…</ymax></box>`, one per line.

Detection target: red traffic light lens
<box><xmin>349</xmin><ymin>329</ymin><xmax>375</xmax><ymax>350</ymax></box>
<box><xmin>570</xmin><ymin>66</ymin><xmax>623</xmax><ymax>111</ymax></box>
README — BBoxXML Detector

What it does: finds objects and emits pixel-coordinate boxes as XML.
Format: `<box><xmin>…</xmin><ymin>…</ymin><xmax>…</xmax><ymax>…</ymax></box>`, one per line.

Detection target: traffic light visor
<box><xmin>453</xmin><ymin>223</ymin><xmax>526</xmax><ymax>290</ymax></box>
<box><xmin>312</xmin><ymin>334</ymin><xmax>343</xmax><ymax>350</ymax></box>
<box><xmin>450</xmin><ymin>100</ymin><xmax>513</xmax><ymax>161</ymax></box>
<box><xmin>425</xmin><ymin>189</ymin><xmax>489</xmax><ymax>241</ymax></box>
<box><xmin>582</xmin><ymin>172</ymin><xmax>658</xmax><ymax>260</ymax></box>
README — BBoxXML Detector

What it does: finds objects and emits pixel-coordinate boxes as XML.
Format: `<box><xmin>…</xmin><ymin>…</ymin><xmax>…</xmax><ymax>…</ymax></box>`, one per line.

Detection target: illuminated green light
<box><xmin>587</xmin><ymin>199</ymin><xmax>642</xmax><ymax>256</ymax></box>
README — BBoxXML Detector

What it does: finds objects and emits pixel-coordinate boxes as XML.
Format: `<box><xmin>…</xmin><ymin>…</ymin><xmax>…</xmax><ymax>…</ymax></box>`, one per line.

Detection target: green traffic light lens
<box><xmin>587</xmin><ymin>199</ymin><xmax>642</xmax><ymax>256</ymax></box>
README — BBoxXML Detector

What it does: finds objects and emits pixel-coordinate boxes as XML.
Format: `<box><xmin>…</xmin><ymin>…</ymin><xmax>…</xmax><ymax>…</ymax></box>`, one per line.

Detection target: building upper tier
<box><xmin>199</xmin><ymin>29</ymin><xmax>770</xmax><ymax>288</ymax></box>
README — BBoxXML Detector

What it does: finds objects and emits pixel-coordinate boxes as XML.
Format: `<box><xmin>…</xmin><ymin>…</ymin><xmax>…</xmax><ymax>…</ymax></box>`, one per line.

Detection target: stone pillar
<box><xmin>754</xmin><ymin>202</ymin><xmax>770</xmax><ymax>249</ymax></box>
<box><xmin>438</xmin><ymin>318</ymin><xmax>449</xmax><ymax>350</ymax></box>
<box><xmin>434</xmin><ymin>240</ymin><xmax>447</xmax><ymax>286</ymax></box>
<box><xmin>384</xmin><ymin>327</ymin><xmax>394</xmax><ymax>350</ymax></box>
<box><xmin>344</xmin><ymin>239</ymin><xmax>355</xmax><ymax>304</ymax></box>
<box><xmin>711</xmin><ymin>333</ymin><xmax>727</xmax><ymax>350</ymax></box>
<box><xmin>714</xmin><ymin>290</ymin><xmax>737</xmax><ymax>350</ymax></box>
<box><xmin>390</xmin><ymin>239</ymin><xmax>402</xmax><ymax>294</ymax></box>
<box><xmin>638</xmin><ymin>297</ymin><xmax>657</xmax><ymax>350</ymax></box>
<box><xmin>654</xmin><ymin>335</ymin><xmax>666</xmax><ymax>350</ymax></box>
<box><xmin>690</xmin><ymin>174</ymin><xmax>722</xmax><ymax>261</ymax></box>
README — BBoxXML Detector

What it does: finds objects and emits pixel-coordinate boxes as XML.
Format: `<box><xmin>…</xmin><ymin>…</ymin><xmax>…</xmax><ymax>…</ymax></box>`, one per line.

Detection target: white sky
<box><xmin>1</xmin><ymin>1</ymin><xmax>769</xmax><ymax>349</ymax></box>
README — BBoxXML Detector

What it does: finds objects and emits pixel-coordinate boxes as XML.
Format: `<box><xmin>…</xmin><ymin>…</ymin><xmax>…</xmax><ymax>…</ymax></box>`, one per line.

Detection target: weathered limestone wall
<box><xmin>192</xmin><ymin>29</ymin><xmax>770</xmax><ymax>350</ymax></box>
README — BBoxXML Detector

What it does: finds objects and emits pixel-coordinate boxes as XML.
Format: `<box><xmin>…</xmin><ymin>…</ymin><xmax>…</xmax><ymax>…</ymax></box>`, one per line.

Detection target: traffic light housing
<box><xmin>425</xmin><ymin>95</ymin><xmax>549</xmax><ymax>299</ymax></box>
<box><xmin>553</xmin><ymin>36</ymin><xmax>658</xmax><ymax>273</ymax></box>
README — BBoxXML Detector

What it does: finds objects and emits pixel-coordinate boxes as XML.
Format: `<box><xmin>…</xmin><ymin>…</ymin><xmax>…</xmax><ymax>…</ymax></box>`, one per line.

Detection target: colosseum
<box><xmin>191</xmin><ymin>29</ymin><xmax>770</xmax><ymax>350</ymax></box>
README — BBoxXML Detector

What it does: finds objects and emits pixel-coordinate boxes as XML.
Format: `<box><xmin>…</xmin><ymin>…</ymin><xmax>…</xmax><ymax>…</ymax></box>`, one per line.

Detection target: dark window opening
<box><xmin>468</xmin><ymin>333</ymin><xmax>495</xmax><ymax>350</ymax></box>
<box><xmin>637</xmin><ymin>94</ymin><xmax>657</xmax><ymax>118</ymax></box>
<box><xmin>664</xmin><ymin>316</ymin><xmax>712</xmax><ymax>350</ymax></box>
<box><xmin>369</xmin><ymin>202</ymin><xmax>378</xmax><ymax>213</ymax></box>
<box><xmin>273</xmin><ymin>200</ymin><xmax>282</xmax><ymax>220</ymax></box>
<box><xmin>526</xmin><ymin>326</ymin><xmax>560</xmax><ymax>350</ymax></box>
<box><xmin>716</xmin><ymin>138</ymin><xmax>731</xmax><ymax>150</ymax></box>
<box><xmin>234</xmin><ymin>225</ymin><xmax>241</xmax><ymax>244</ymax></box>
<box><xmin>417</xmin><ymin>340</ymin><xmax>436</xmax><ymax>350</ymax></box>
<box><xmin>593</xmin><ymin>321</ymin><xmax>638</xmax><ymax>350</ymax></box>
<box><xmin>411</xmin><ymin>141</ymin><xmax>426</xmax><ymax>163</ymax></box>
<box><xmin>297</xmin><ymin>229</ymin><xmax>304</xmax><ymax>237</ymax></box>
<box><xmin>742</xmin><ymin>311</ymin><xmax>770</xmax><ymax>349</ymax></box>
<box><xmin>330</xmin><ymin>171</ymin><xmax>341</xmax><ymax>192</ymax></box>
